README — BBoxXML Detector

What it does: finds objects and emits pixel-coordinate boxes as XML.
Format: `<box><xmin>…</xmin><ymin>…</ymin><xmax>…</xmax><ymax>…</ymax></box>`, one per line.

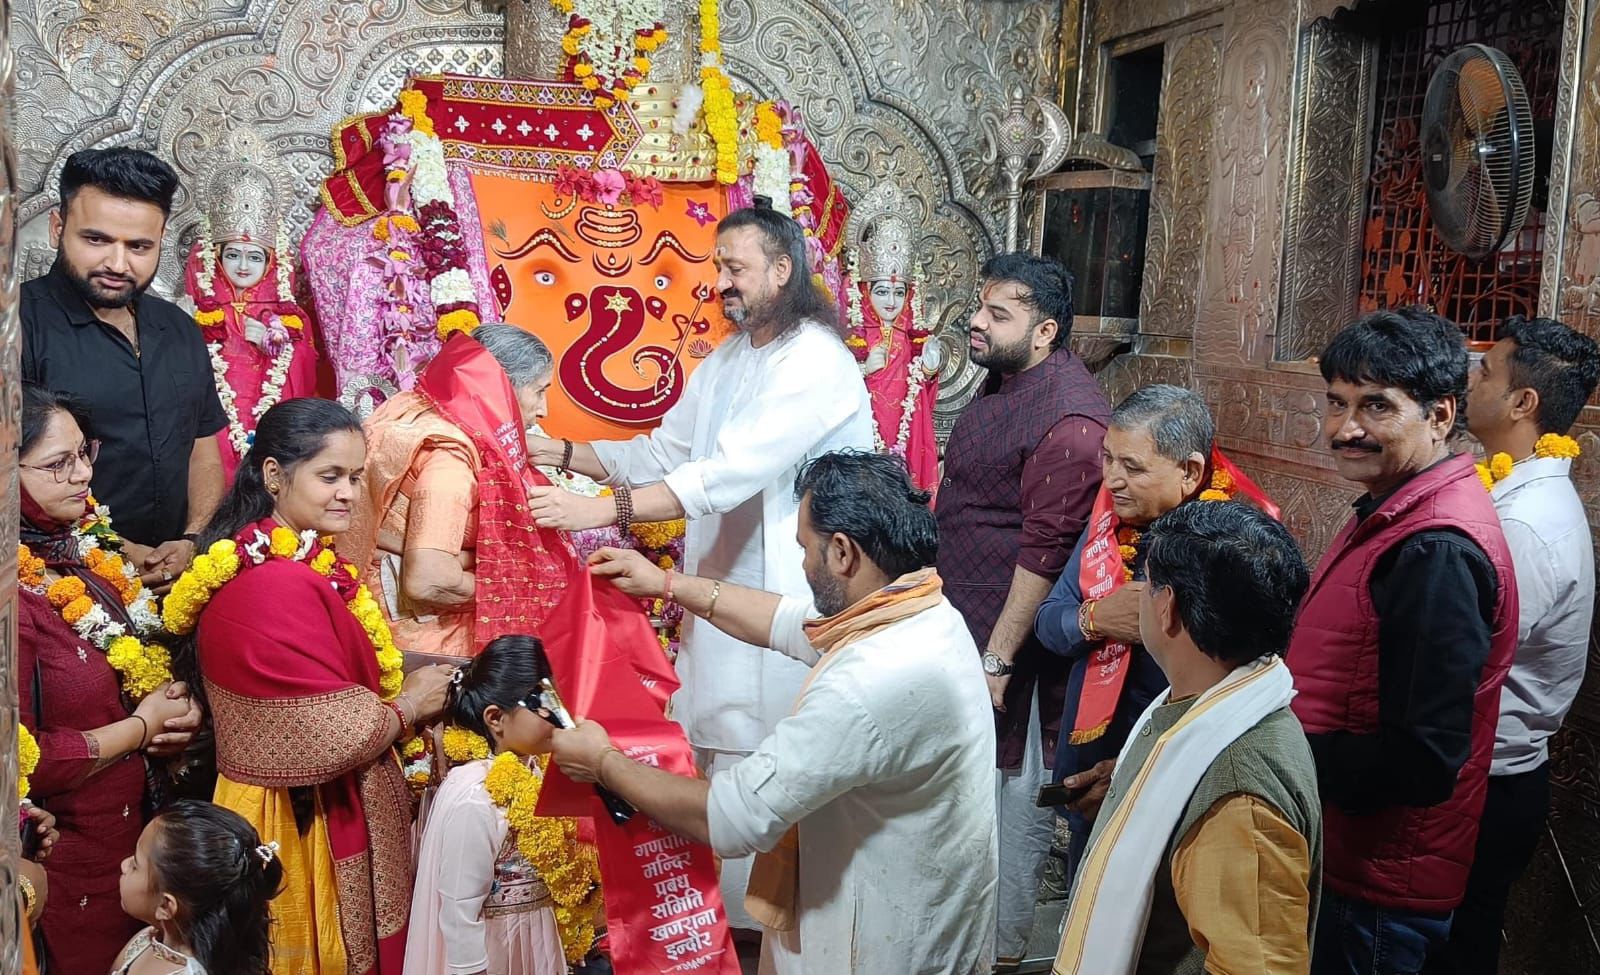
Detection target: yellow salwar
<box><xmin>216</xmin><ymin>774</ymin><xmax>351</xmax><ymax>975</ymax></box>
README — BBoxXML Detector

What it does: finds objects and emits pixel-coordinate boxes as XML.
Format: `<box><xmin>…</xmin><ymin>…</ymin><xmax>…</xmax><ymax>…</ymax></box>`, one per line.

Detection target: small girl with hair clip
<box><xmin>404</xmin><ymin>634</ymin><xmax>572</xmax><ymax>975</ymax></box>
<box><xmin>113</xmin><ymin>799</ymin><xmax>284</xmax><ymax>975</ymax></box>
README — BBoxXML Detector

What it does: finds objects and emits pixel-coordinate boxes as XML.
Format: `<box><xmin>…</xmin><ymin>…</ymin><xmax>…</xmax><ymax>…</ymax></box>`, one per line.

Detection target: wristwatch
<box><xmin>981</xmin><ymin>651</ymin><xmax>1014</xmax><ymax>677</ymax></box>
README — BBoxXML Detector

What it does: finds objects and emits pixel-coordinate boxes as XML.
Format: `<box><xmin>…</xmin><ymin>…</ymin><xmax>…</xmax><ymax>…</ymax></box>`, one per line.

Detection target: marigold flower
<box><xmin>47</xmin><ymin>576</ymin><xmax>87</xmax><ymax>608</ymax></box>
<box><xmin>18</xmin><ymin>723</ymin><xmax>39</xmax><ymax>801</ymax></box>
<box><xmin>1199</xmin><ymin>488</ymin><xmax>1231</xmax><ymax>502</ymax></box>
<box><xmin>1488</xmin><ymin>452</ymin><xmax>1515</xmax><ymax>481</ymax></box>
<box><xmin>269</xmin><ymin>527</ymin><xmax>301</xmax><ymax>559</ymax></box>
<box><xmin>443</xmin><ymin>727</ymin><xmax>492</xmax><ymax>762</ymax></box>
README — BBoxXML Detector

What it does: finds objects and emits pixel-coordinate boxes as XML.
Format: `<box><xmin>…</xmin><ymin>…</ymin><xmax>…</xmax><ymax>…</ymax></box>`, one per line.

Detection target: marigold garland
<box><xmin>163</xmin><ymin>526</ymin><xmax>404</xmax><ymax>700</ymax></box>
<box><xmin>443</xmin><ymin>726</ymin><xmax>492</xmax><ymax>762</ymax></box>
<box><xmin>24</xmin><ymin>501</ymin><xmax>169</xmax><ymax>700</ymax></box>
<box><xmin>1476</xmin><ymin>433</ymin><xmax>1581</xmax><ymax>490</ymax></box>
<box><xmin>698</xmin><ymin>0</ymin><xmax>740</xmax><ymax>183</ymax></box>
<box><xmin>556</xmin><ymin>0</ymin><xmax>666</xmax><ymax>109</ymax></box>
<box><xmin>484</xmin><ymin>751</ymin><xmax>605</xmax><ymax>964</ymax></box>
<box><xmin>630</xmin><ymin>518</ymin><xmax>686</xmax><ymax>551</ymax></box>
<box><xmin>18</xmin><ymin>723</ymin><xmax>39</xmax><ymax>801</ymax></box>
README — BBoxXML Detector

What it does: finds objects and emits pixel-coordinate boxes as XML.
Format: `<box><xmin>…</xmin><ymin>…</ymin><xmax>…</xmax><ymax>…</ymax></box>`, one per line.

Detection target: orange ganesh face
<box><xmin>471</xmin><ymin>172</ymin><xmax>731</xmax><ymax>441</ymax></box>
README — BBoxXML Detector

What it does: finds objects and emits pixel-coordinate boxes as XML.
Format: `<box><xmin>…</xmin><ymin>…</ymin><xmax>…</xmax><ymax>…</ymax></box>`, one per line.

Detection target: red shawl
<box><xmin>413</xmin><ymin>333</ymin><xmax>577</xmax><ymax>648</ymax></box>
<box><xmin>197</xmin><ymin>520</ymin><xmax>411</xmax><ymax>975</ymax></box>
<box><xmin>1070</xmin><ymin>449</ymin><xmax>1279</xmax><ymax>743</ymax></box>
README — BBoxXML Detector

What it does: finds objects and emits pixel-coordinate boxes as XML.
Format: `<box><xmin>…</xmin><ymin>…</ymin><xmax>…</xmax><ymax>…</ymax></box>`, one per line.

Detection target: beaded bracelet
<box><xmin>615</xmin><ymin>483</ymin><xmax>635</xmax><ymax>537</ymax></box>
<box><xmin>559</xmin><ymin>438</ymin><xmax>574</xmax><ymax>474</ymax></box>
<box><xmin>383</xmin><ymin>698</ymin><xmax>412</xmax><ymax>735</ymax></box>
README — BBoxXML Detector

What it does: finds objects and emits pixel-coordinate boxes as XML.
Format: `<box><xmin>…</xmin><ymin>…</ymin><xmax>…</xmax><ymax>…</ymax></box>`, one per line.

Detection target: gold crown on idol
<box><xmin>197</xmin><ymin>129</ymin><xmax>289</xmax><ymax>246</ymax></box>
<box><xmin>846</xmin><ymin>182</ymin><xmax>916</xmax><ymax>284</ymax></box>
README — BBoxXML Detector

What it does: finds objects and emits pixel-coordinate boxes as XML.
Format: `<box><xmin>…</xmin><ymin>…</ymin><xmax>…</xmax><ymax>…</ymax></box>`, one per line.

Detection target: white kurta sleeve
<box><xmin>429</xmin><ymin>798</ymin><xmax>501</xmax><ymax>974</ymax></box>
<box><xmin>661</xmin><ymin>337</ymin><xmax>864</xmax><ymax>519</ymax></box>
<box><xmin>589</xmin><ymin>354</ymin><xmax>706</xmax><ymax>485</ymax></box>
<box><xmin>705</xmin><ymin>672</ymin><xmax>889</xmax><ymax>857</ymax></box>
<box><xmin>767</xmin><ymin>595</ymin><xmax>821</xmax><ymax>667</ymax></box>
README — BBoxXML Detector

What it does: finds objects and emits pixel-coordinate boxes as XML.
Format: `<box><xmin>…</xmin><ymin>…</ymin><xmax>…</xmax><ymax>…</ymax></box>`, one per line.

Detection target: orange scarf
<box><xmin>745</xmin><ymin>568</ymin><xmax>945</xmax><ymax>931</ymax></box>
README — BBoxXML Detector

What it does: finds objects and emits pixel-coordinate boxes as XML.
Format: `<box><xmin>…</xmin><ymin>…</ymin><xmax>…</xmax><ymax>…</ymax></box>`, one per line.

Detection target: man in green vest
<box><xmin>1053</xmin><ymin>500</ymin><xmax>1322</xmax><ymax>975</ymax></box>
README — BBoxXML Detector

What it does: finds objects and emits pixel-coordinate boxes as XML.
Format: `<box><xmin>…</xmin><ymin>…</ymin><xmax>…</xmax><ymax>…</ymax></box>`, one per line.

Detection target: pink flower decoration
<box><xmin>686</xmin><ymin>200</ymin><xmax>715</xmax><ymax>226</ymax></box>
<box><xmin>553</xmin><ymin>163</ymin><xmax>584</xmax><ymax>200</ymax></box>
<box><xmin>592</xmin><ymin>169</ymin><xmax>627</xmax><ymax>206</ymax></box>
<box><xmin>629</xmin><ymin>175</ymin><xmax>664</xmax><ymax>209</ymax></box>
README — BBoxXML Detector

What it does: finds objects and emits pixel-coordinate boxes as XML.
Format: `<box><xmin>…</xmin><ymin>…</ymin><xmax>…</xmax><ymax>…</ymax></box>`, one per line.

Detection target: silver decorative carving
<box><xmin>0</xmin><ymin>0</ymin><xmax>21</xmax><ymax>966</ymax></box>
<box><xmin>1139</xmin><ymin>28</ymin><xmax>1219</xmax><ymax>339</ymax></box>
<box><xmin>11</xmin><ymin>0</ymin><xmax>1062</xmax><ymax>437</ymax></box>
<box><xmin>1275</xmin><ymin>17</ymin><xmax>1373</xmax><ymax>362</ymax></box>
<box><xmin>1191</xmin><ymin>0</ymin><xmax>1295</xmax><ymax>366</ymax></box>
<box><xmin>980</xmin><ymin>87</ymin><xmax>1073</xmax><ymax>251</ymax></box>
<box><xmin>846</xmin><ymin>182</ymin><xmax>916</xmax><ymax>284</ymax></box>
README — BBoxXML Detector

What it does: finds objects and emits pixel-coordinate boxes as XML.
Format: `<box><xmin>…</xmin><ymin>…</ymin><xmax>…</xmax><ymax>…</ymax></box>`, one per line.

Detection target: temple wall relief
<box><xmin>9</xmin><ymin>0</ymin><xmax>1062</xmax><ymax>438</ymax></box>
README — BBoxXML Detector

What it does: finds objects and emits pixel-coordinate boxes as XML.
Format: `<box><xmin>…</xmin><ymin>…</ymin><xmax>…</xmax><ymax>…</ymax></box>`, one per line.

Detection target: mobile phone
<box><xmin>19</xmin><ymin>807</ymin><xmax>41</xmax><ymax>859</ymax></box>
<box><xmin>1036</xmin><ymin>782</ymin><xmax>1090</xmax><ymax>808</ymax></box>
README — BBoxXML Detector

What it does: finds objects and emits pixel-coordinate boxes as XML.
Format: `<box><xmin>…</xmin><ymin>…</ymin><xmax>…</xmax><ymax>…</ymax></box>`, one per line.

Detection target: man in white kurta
<box><xmin>526</xmin><ymin>206</ymin><xmax>873</xmax><ymax>924</ymax></box>
<box><xmin>553</xmin><ymin>451</ymin><xmax>999</xmax><ymax>974</ymax></box>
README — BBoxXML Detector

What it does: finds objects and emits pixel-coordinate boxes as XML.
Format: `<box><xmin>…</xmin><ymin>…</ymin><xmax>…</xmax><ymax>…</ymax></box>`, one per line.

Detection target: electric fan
<box><xmin>1422</xmin><ymin>43</ymin><xmax>1535</xmax><ymax>259</ymax></box>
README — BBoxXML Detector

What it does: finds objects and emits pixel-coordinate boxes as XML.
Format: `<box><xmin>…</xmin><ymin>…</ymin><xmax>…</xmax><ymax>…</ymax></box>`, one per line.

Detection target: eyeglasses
<box><xmin>21</xmin><ymin>440</ymin><xmax>99</xmax><ymax>482</ymax></box>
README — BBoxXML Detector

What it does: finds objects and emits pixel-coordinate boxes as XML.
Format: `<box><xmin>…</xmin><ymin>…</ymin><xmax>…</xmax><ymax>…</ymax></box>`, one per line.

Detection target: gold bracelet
<box><xmin>707</xmin><ymin>580</ymin><xmax>722</xmax><ymax>620</ymax></box>
<box><xmin>18</xmin><ymin>873</ymin><xmax>36</xmax><ymax>920</ymax></box>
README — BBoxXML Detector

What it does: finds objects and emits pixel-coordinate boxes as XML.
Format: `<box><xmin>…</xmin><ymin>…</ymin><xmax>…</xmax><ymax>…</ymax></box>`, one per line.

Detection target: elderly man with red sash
<box><xmin>1288</xmin><ymin>309</ymin><xmax>1518</xmax><ymax>975</ymax></box>
<box><xmin>1035</xmin><ymin>384</ymin><xmax>1278</xmax><ymax>878</ymax></box>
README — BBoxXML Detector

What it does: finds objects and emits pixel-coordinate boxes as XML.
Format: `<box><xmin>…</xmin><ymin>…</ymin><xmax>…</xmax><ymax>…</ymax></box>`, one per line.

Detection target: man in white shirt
<box><xmin>554</xmin><ymin>450</ymin><xmax>999</xmax><ymax>975</ymax></box>
<box><xmin>525</xmin><ymin>203</ymin><xmax>874</xmax><ymax>924</ymax></box>
<box><xmin>1445</xmin><ymin>315</ymin><xmax>1600</xmax><ymax>974</ymax></box>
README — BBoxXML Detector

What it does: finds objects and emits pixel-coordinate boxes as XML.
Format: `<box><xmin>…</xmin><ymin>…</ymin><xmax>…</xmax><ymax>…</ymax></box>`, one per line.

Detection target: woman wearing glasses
<box><xmin>16</xmin><ymin>382</ymin><xmax>203</xmax><ymax>975</ymax></box>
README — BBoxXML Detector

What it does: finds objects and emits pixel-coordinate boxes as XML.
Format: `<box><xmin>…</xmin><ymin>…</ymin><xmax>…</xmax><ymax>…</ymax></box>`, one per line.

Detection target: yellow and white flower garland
<box><xmin>556</xmin><ymin>0</ymin><xmax>667</xmax><ymax>108</ymax></box>
<box><xmin>19</xmin><ymin>500</ymin><xmax>170</xmax><ymax>699</ymax></box>
<box><xmin>483</xmin><ymin>751</ymin><xmax>605</xmax><ymax>964</ymax></box>
<box><xmin>163</xmin><ymin>526</ymin><xmax>405</xmax><ymax>700</ymax></box>
<box><xmin>1477</xmin><ymin>433</ymin><xmax>1581</xmax><ymax>490</ymax></box>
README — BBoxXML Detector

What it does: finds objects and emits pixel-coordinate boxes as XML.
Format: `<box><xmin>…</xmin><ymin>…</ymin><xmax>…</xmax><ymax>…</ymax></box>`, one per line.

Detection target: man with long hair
<box><xmin>523</xmin><ymin>203</ymin><xmax>874</xmax><ymax>930</ymax></box>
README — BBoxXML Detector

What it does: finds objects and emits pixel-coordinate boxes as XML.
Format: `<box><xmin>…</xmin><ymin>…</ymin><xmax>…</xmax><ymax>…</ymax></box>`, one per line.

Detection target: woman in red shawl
<box><xmin>16</xmin><ymin>383</ymin><xmax>202</xmax><ymax>975</ymax></box>
<box><xmin>167</xmin><ymin>398</ymin><xmax>455</xmax><ymax>975</ymax></box>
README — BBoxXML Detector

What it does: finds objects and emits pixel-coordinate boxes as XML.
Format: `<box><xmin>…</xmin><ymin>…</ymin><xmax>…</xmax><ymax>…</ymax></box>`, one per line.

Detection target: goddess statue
<box><xmin>845</xmin><ymin>183</ymin><xmax>942</xmax><ymax>491</ymax></box>
<box><xmin>181</xmin><ymin>139</ymin><xmax>319</xmax><ymax>478</ymax></box>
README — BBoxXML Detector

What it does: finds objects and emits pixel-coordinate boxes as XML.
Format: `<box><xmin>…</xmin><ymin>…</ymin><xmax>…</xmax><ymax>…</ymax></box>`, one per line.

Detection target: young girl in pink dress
<box><xmin>404</xmin><ymin>636</ymin><xmax>569</xmax><ymax>975</ymax></box>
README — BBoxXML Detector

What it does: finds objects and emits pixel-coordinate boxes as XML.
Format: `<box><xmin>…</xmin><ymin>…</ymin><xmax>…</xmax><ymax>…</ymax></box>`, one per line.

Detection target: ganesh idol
<box><xmin>181</xmin><ymin>145</ymin><xmax>319</xmax><ymax>478</ymax></box>
<box><xmin>844</xmin><ymin>183</ymin><xmax>942</xmax><ymax>491</ymax></box>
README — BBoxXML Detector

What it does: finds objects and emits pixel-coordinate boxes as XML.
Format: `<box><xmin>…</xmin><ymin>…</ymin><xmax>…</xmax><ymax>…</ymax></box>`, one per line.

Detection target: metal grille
<box><xmin>1357</xmin><ymin>0</ymin><xmax>1562</xmax><ymax>342</ymax></box>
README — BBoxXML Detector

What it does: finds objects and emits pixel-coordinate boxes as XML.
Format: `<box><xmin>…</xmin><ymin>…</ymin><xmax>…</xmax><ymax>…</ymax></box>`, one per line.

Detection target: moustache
<box><xmin>1330</xmin><ymin>438</ymin><xmax>1381</xmax><ymax>453</ymax></box>
<box><xmin>720</xmin><ymin>288</ymin><xmax>743</xmax><ymax>302</ymax></box>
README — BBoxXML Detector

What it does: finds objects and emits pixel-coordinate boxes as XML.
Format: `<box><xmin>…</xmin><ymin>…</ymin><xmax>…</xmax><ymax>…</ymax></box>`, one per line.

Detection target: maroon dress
<box><xmin>19</xmin><ymin>587</ymin><xmax>146</xmax><ymax>975</ymax></box>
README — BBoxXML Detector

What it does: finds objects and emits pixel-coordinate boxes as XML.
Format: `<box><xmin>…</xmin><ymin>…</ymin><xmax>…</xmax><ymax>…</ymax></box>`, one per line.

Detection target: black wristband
<box><xmin>559</xmin><ymin>438</ymin><xmax>574</xmax><ymax>474</ymax></box>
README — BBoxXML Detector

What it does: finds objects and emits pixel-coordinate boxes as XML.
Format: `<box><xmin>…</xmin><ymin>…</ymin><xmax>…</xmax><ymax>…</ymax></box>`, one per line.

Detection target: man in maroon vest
<box><xmin>935</xmin><ymin>252</ymin><xmax>1111</xmax><ymax>965</ymax></box>
<box><xmin>1288</xmin><ymin>308</ymin><xmax>1518</xmax><ymax>975</ymax></box>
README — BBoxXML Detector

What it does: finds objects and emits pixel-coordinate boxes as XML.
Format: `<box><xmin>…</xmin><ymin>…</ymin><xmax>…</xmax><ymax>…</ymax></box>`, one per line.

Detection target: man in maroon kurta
<box><xmin>935</xmin><ymin>252</ymin><xmax>1109</xmax><ymax>964</ymax></box>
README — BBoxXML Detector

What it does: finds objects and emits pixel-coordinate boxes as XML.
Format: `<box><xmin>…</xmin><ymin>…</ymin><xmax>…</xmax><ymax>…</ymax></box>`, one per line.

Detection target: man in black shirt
<box><xmin>22</xmin><ymin>148</ymin><xmax>227</xmax><ymax>586</ymax></box>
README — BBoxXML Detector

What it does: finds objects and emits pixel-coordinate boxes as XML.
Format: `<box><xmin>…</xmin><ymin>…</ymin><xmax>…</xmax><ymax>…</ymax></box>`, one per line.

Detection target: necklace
<box><xmin>1476</xmin><ymin>433</ymin><xmax>1581</xmax><ymax>489</ymax></box>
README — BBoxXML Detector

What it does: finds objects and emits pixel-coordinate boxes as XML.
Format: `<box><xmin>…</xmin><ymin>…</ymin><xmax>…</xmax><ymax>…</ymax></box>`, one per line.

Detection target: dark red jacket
<box><xmin>1287</xmin><ymin>453</ymin><xmax>1517</xmax><ymax>912</ymax></box>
